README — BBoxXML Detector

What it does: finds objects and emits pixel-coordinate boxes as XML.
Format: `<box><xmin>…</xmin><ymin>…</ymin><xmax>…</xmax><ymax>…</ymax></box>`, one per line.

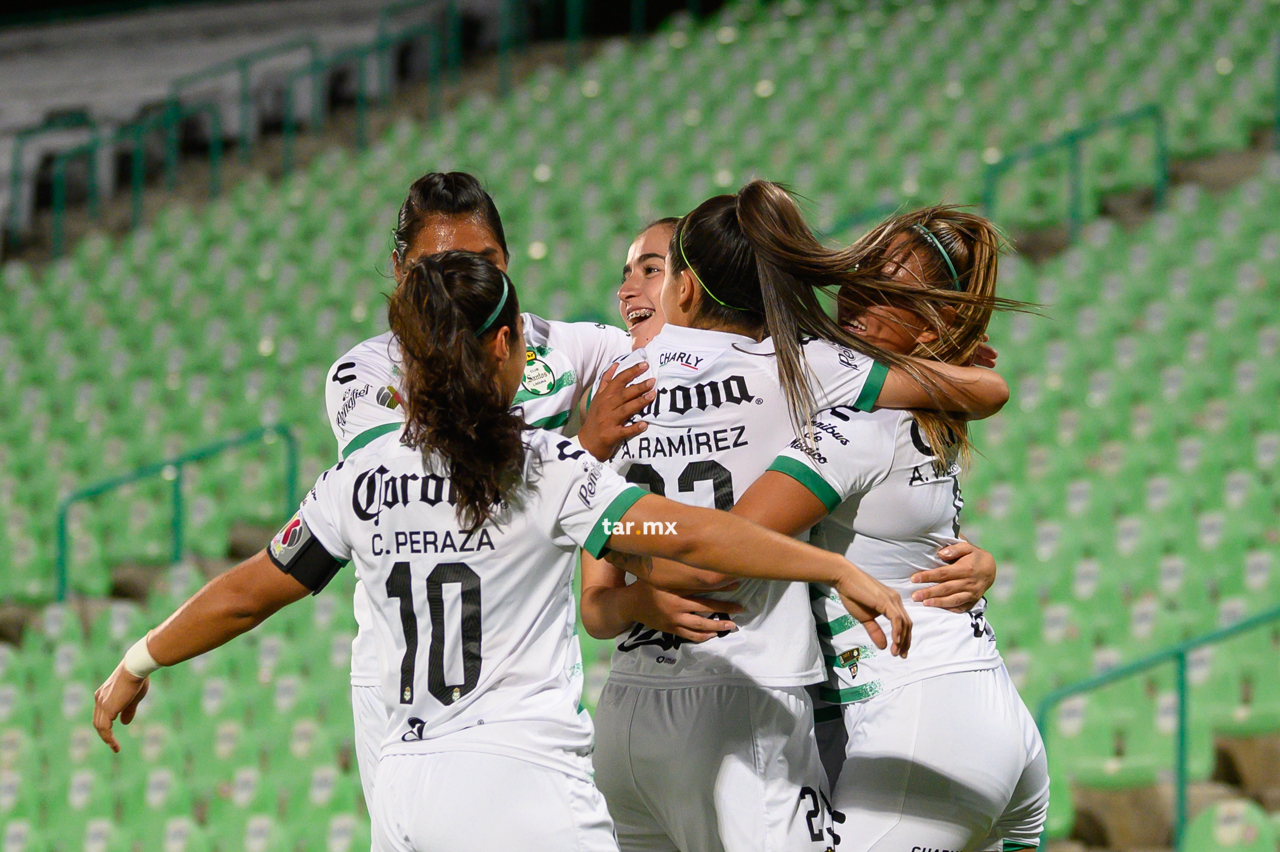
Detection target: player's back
<box><xmin>300</xmin><ymin>429</ymin><xmax>640</xmax><ymax>780</ymax></box>
<box><xmin>602</xmin><ymin>324</ymin><xmax>883</xmax><ymax>688</ymax></box>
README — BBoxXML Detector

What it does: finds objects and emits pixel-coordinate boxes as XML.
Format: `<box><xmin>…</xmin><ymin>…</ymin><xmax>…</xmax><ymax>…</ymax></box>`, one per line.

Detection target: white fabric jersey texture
<box><xmin>769</xmin><ymin>408</ymin><xmax>1002</xmax><ymax>703</ymax></box>
<box><xmin>298</xmin><ymin>429</ymin><xmax>647</xmax><ymax>780</ymax></box>
<box><xmin>323</xmin><ymin>316</ymin><xmax>631</xmax><ymax>685</ymax></box>
<box><xmin>600</xmin><ymin>324</ymin><xmax>888</xmax><ymax>688</ymax></box>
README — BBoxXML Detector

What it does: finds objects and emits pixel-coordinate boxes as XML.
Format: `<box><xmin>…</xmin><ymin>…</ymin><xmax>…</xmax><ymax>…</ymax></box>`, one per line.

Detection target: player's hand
<box><xmin>577</xmin><ymin>363</ymin><xmax>656</xmax><ymax>462</ymax></box>
<box><xmin>93</xmin><ymin>661</ymin><xmax>150</xmax><ymax>753</ymax></box>
<box><xmin>911</xmin><ymin>540</ymin><xmax>996</xmax><ymax>613</ymax></box>
<box><xmin>626</xmin><ymin>580</ymin><xmax>743</xmax><ymax>643</ymax></box>
<box><xmin>969</xmin><ymin>335</ymin><xmax>998</xmax><ymax>369</ymax></box>
<box><xmin>833</xmin><ymin>564</ymin><xmax>911</xmax><ymax>658</ymax></box>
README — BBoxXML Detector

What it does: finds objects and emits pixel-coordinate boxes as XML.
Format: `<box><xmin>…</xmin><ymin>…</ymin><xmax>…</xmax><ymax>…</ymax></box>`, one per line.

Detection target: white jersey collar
<box><xmin>652</xmin><ymin>323</ymin><xmax>758</xmax><ymax>349</ymax></box>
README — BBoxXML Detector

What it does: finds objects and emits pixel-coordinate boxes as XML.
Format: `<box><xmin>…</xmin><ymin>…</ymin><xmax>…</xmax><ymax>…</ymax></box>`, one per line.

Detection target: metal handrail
<box><xmin>54</xmin><ymin>425</ymin><xmax>298</xmax><ymax>601</ymax></box>
<box><xmin>982</xmin><ymin>103</ymin><xmax>1167</xmax><ymax>239</ymax></box>
<box><xmin>1035</xmin><ymin>603</ymin><xmax>1280</xmax><ymax>849</ymax></box>
<box><xmin>48</xmin><ymin>102</ymin><xmax>222</xmax><ymax>256</ymax></box>
<box><xmin>7</xmin><ymin>113</ymin><xmax>95</xmax><ymax>236</ymax></box>
<box><xmin>171</xmin><ymin>36</ymin><xmax>319</xmax><ymax>161</ymax></box>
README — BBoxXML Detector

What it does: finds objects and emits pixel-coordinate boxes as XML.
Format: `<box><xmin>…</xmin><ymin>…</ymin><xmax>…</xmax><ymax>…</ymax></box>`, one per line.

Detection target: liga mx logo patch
<box><xmin>375</xmin><ymin>385</ymin><xmax>402</xmax><ymax>411</ymax></box>
<box><xmin>270</xmin><ymin>512</ymin><xmax>312</xmax><ymax>564</ymax></box>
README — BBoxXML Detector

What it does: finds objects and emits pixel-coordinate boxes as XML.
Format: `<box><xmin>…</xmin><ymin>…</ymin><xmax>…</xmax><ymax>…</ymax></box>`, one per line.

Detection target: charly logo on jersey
<box><xmin>657</xmin><ymin>350</ymin><xmax>709</xmax><ymax>371</ymax></box>
<box><xmin>617</xmin><ymin>613</ymin><xmax>733</xmax><ymax>655</ymax></box>
<box><xmin>638</xmin><ymin>374</ymin><xmax>759</xmax><ymax>417</ymax></box>
<box><xmin>521</xmin><ymin>346</ymin><xmax>557</xmax><ymax>396</ymax></box>
<box><xmin>351</xmin><ymin>465</ymin><xmax>459</xmax><ymax>525</ymax></box>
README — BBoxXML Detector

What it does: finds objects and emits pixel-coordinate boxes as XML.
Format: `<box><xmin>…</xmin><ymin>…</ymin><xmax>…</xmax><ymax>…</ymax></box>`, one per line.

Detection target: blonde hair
<box><xmin>846</xmin><ymin>205</ymin><xmax>1016</xmax><ymax>470</ymax></box>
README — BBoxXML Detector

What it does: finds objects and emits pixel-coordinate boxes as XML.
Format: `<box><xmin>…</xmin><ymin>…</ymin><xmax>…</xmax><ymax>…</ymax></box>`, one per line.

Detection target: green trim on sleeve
<box><xmin>341</xmin><ymin>423</ymin><xmax>401</xmax><ymax>459</ymax></box>
<box><xmin>528</xmin><ymin>410</ymin><xmax>572</xmax><ymax>430</ymax></box>
<box><xmin>766</xmin><ymin>456</ymin><xmax>842</xmax><ymax>513</ymax></box>
<box><xmin>854</xmin><ymin>360</ymin><xmax>889</xmax><ymax>411</ymax></box>
<box><xmin>1002</xmin><ymin>843</ymin><xmax>1038</xmax><ymax>852</ymax></box>
<box><xmin>582</xmin><ymin>486</ymin><xmax>649</xmax><ymax>559</ymax></box>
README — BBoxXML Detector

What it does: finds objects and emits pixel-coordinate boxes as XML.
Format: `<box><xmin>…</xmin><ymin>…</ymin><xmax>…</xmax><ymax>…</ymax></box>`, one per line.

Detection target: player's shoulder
<box><xmin>814</xmin><ymin>405</ymin><xmax>906</xmax><ymax>446</ymax></box>
<box><xmin>524</xmin><ymin>312</ymin><xmax>630</xmax><ymax>349</ymax></box>
<box><xmin>328</xmin><ymin>332</ymin><xmax>399</xmax><ymax>380</ymax></box>
<box><xmin>800</xmin><ymin>336</ymin><xmax>874</xmax><ymax>371</ymax></box>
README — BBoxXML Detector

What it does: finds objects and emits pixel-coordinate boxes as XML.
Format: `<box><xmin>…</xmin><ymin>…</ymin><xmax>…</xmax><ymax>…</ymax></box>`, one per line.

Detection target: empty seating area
<box><xmin>0</xmin><ymin>566</ymin><xmax>366</xmax><ymax>852</ymax></box>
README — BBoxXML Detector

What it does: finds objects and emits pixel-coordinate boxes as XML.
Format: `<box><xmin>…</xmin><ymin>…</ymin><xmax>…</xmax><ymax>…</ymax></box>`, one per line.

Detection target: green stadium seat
<box><xmin>1182</xmin><ymin>799</ymin><xmax>1278</xmax><ymax>852</ymax></box>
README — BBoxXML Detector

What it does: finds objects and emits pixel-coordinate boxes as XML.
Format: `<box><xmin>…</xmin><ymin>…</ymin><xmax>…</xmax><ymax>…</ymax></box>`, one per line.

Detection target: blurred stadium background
<box><xmin>1</xmin><ymin>0</ymin><xmax>1279</xmax><ymax>850</ymax></box>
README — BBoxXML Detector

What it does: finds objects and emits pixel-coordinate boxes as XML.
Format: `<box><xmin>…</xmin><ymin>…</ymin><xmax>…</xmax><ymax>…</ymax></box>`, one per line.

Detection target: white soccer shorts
<box><xmin>352</xmin><ymin>684</ymin><xmax>389</xmax><ymax>817</ymax></box>
<box><xmin>818</xmin><ymin>665</ymin><xmax>1049</xmax><ymax>852</ymax></box>
<box><xmin>593</xmin><ymin>681</ymin><xmax>836</xmax><ymax>852</ymax></box>
<box><xmin>372</xmin><ymin>751</ymin><xmax>619</xmax><ymax>852</ymax></box>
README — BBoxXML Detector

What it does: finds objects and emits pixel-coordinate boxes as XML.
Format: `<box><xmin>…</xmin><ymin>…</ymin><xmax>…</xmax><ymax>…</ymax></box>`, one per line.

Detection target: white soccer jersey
<box><xmin>600</xmin><ymin>324</ymin><xmax>888</xmax><ymax>688</ymax></box>
<box><xmin>324</xmin><ymin>316</ymin><xmax>632</xmax><ymax>457</ymax></box>
<box><xmin>769</xmin><ymin>408</ymin><xmax>1002</xmax><ymax>703</ymax></box>
<box><xmin>296</xmin><ymin>430</ymin><xmax>647</xmax><ymax>780</ymax></box>
<box><xmin>324</xmin><ymin>316</ymin><xmax>632</xmax><ymax>685</ymax></box>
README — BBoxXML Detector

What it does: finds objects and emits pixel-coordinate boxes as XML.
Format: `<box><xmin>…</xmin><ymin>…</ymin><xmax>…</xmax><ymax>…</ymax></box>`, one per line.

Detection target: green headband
<box><xmin>678</xmin><ymin>228</ymin><xmax>751</xmax><ymax>312</ymax></box>
<box><xmin>911</xmin><ymin>224</ymin><xmax>961</xmax><ymax>291</ymax></box>
<box><xmin>475</xmin><ymin>272</ymin><xmax>512</xmax><ymax>336</ymax></box>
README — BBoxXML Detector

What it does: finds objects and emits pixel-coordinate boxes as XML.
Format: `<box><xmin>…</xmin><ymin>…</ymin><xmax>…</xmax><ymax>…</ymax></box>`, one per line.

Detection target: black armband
<box><xmin>267</xmin><ymin>513</ymin><xmax>346</xmax><ymax>594</ymax></box>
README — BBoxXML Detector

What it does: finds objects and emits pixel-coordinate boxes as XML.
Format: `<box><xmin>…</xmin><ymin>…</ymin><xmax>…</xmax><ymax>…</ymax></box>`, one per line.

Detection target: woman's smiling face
<box><xmin>617</xmin><ymin>223</ymin><xmax>674</xmax><ymax>348</ymax></box>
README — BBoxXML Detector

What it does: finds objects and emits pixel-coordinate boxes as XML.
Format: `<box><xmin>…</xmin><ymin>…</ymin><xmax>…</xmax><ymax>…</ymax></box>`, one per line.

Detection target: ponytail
<box><xmin>387</xmin><ymin>251</ymin><xmax>524</xmax><ymax>532</ymax></box>
<box><xmin>672</xmin><ymin>181</ymin><xmax>990</xmax><ymax>437</ymax></box>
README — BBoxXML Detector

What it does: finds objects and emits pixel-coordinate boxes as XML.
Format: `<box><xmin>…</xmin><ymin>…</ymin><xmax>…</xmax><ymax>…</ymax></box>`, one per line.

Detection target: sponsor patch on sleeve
<box><xmin>269</xmin><ymin>512</ymin><xmax>313</xmax><ymax>567</ymax></box>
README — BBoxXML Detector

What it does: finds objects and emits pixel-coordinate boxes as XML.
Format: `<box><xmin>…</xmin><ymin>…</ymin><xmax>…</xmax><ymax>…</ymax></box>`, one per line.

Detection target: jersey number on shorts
<box><xmin>386</xmin><ymin>562</ymin><xmax>482</xmax><ymax>706</ymax></box>
<box><xmin>624</xmin><ymin>460</ymin><xmax>735</xmax><ymax>509</ymax></box>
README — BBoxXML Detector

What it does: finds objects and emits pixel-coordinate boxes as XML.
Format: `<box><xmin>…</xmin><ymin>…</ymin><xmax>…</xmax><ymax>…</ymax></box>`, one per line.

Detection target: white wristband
<box><xmin>122</xmin><ymin>635</ymin><xmax>161</xmax><ymax>679</ymax></box>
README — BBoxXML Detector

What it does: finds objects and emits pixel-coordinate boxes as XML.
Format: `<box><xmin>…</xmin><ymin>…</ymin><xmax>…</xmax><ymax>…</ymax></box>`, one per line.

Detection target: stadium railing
<box><xmin>49</xmin><ymin>102</ymin><xmax>223</xmax><ymax>255</ymax></box>
<box><xmin>170</xmin><ymin>36</ymin><xmax>320</xmax><ymax>163</ymax></box>
<box><xmin>280</xmin><ymin>16</ymin><xmax>444</xmax><ymax>171</ymax></box>
<box><xmin>53</xmin><ymin>425</ymin><xmax>298</xmax><ymax>602</ymax></box>
<box><xmin>376</xmin><ymin>0</ymin><xmax>461</xmax><ymax>91</ymax></box>
<box><xmin>7</xmin><ymin>112</ymin><xmax>96</xmax><ymax>237</ymax></box>
<box><xmin>1034</xmin><ymin>603</ymin><xmax>1280</xmax><ymax>850</ymax></box>
<box><xmin>981</xmin><ymin>103</ymin><xmax>1168</xmax><ymax>239</ymax></box>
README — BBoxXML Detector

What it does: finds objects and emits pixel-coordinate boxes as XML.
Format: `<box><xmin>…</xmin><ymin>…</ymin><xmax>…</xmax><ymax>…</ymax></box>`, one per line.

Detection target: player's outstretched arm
<box><xmin>877</xmin><ymin>360</ymin><xmax>1009</xmax><ymax>419</ymax></box>
<box><xmin>607</xmin><ymin>495</ymin><xmax>911</xmax><ymax>656</ymax></box>
<box><xmin>93</xmin><ymin>550</ymin><xmax>309</xmax><ymax>752</ymax></box>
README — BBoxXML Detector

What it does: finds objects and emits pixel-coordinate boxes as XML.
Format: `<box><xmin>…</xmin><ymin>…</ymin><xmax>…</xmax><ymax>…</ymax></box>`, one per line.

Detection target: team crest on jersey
<box><xmin>521</xmin><ymin>349</ymin><xmax>556</xmax><ymax>396</ymax></box>
<box><xmin>269</xmin><ymin>512</ymin><xmax>312</xmax><ymax>565</ymax></box>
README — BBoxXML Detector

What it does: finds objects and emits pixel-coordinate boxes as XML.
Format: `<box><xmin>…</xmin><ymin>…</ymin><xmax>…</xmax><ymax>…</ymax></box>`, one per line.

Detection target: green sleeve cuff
<box><xmin>767</xmin><ymin>456</ymin><xmax>842</xmax><ymax>513</ymax></box>
<box><xmin>582</xmin><ymin>486</ymin><xmax>649</xmax><ymax>558</ymax></box>
<box><xmin>854</xmin><ymin>360</ymin><xmax>888</xmax><ymax>411</ymax></box>
<box><xmin>341</xmin><ymin>422</ymin><xmax>401</xmax><ymax>459</ymax></box>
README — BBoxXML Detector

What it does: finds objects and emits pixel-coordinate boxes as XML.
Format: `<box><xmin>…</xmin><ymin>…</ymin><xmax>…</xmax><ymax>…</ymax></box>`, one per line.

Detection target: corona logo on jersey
<box><xmin>351</xmin><ymin>465</ymin><xmax>459</xmax><ymax>525</ymax></box>
<box><xmin>638</xmin><ymin>374</ymin><xmax>757</xmax><ymax>417</ymax></box>
<box><xmin>269</xmin><ymin>512</ymin><xmax>312</xmax><ymax>562</ymax></box>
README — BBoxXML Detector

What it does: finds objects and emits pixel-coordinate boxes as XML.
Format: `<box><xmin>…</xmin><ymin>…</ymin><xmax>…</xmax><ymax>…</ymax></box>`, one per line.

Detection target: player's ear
<box><xmin>391</xmin><ymin>250</ymin><xmax>404</xmax><ymax>284</ymax></box>
<box><xmin>490</xmin><ymin>324</ymin><xmax>514</xmax><ymax>362</ymax></box>
<box><xmin>676</xmin><ymin>270</ymin><xmax>699</xmax><ymax>313</ymax></box>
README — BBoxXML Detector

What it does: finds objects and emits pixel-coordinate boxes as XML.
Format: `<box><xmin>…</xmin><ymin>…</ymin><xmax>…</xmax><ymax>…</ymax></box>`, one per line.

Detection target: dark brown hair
<box><xmin>669</xmin><ymin>181</ymin><xmax>997</xmax><ymax>437</ymax></box>
<box><xmin>392</xmin><ymin>172</ymin><xmax>509</xmax><ymax>265</ymax></box>
<box><xmin>387</xmin><ymin>251</ymin><xmax>523</xmax><ymax>532</ymax></box>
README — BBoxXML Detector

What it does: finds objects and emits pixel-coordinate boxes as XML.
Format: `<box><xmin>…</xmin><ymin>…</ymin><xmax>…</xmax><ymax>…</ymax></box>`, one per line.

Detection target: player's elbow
<box><xmin>976</xmin><ymin>375</ymin><xmax>1009</xmax><ymax>418</ymax></box>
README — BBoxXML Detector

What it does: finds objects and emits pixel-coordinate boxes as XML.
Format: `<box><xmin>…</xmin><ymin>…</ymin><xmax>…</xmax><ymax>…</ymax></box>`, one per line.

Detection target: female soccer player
<box><xmin>732</xmin><ymin>209</ymin><xmax>1050</xmax><ymax>850</ymax></box>
<box><xmin>325</xmin><ymin>172</ymin><xmax>646</xmax><ymax>814</ymax></box>
<box><xmin>618</xmin><ymin>217</ymin><xmax>678</xmax><ymax>348</ymax></box>
<box><xmin>581</xmin><ymin>182</ymin><xmax>1010</xmax><ymax>852</ymax></box>
<box><xmin>93</xmin><ymin>253</ymin><xmax>911</xmax><ymax>852</ymax></box>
